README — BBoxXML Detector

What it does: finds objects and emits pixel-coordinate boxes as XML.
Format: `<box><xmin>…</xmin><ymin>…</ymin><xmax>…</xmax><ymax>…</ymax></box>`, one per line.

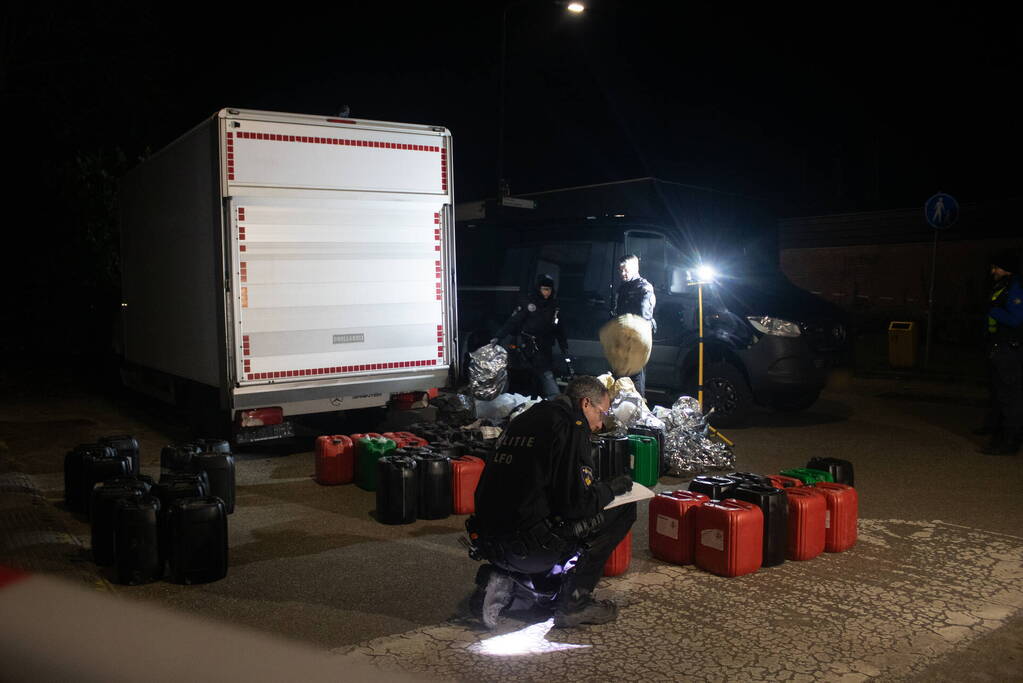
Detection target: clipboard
<box><xmin>604</xmin><ymin>482</ymin><xmax>655</xmax><ymax>509</ymax></box>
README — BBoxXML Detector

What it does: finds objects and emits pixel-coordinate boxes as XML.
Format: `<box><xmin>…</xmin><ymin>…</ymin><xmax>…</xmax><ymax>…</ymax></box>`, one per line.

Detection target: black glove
<box><xmin>609</xmin><ymin>475</ymin><xmax>633</xmax><ymax>496</ymax></box>
<box><xmin>488</xmin><ymin>338</ymin><xmax>499</xmax><ymax>346</ymax></box>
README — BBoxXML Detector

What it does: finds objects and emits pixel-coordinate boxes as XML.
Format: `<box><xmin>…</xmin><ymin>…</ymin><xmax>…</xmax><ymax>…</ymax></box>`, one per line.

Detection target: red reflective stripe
<box><xmin>232</xmin><ymin>131</ymin><xmax>443</xmax><ymax>151</ymax></box>
<box><xmin>242</xmin><ymin>359</ymin><xmax>441</xmax><ymax>381</ymax></box>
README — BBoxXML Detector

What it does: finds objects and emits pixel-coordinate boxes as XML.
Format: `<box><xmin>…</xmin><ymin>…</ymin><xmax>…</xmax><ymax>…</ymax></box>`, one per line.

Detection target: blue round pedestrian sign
<box><xmin>924</xmin><ymin>192</ymin><xmax>959</xmax><ymax>230</ymax></box>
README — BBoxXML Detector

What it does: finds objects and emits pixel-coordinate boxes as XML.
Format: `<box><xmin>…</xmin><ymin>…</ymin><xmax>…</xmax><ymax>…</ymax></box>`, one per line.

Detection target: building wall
<box><xmin>778</xmin><ymin>200</ymin><xmax>1022</xmax><ymax>344</ymax></box>
<box><xmin>781</xmin><ymin>238</ymin><xmax>1020</xmax><ymax>343</ymax></box>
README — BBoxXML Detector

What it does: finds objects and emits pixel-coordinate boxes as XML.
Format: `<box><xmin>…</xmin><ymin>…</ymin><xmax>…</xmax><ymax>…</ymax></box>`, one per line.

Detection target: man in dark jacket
<box><xmin>469</xmin><ymin>376</ymin><xmax>635</xmax><ymax>628</ymax></box>
<box><xmin>977</xmin><ymin>250</ymin><xmax>1023</xmax><ymax>455</ymax></box>
<box><xmin>612</xmin><ymin>254</ymin><xmax>657</xmax><ymax>395</ymax></box>
<box><xmin>492</xmin><ymin>274</ymin><xmax>570</xmax><ymax>398</ymax></box>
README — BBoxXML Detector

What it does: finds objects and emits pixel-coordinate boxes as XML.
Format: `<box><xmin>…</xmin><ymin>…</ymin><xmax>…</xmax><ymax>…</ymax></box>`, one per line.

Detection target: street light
<box><xmin>497</xmin><ymin>1</ymin><xmax>586</xmax><ymax>198</ymax></box>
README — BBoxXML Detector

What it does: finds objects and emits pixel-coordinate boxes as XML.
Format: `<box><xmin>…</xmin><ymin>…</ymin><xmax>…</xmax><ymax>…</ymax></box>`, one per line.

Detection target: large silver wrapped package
<box><xmin>663</xmin><ymin>431</ymin><xmax>735</xmax><ymax>478</ymax></box>
<box><xmin>670</xmin><ymin>396</ymin><xmax>706</xmax><ymax>433</ymax></box>
<box><xmin>651</xmin><ymin>405</ymin><xmax>676</xmax><ymax>431</ymax></box>
<box><xmin>468</xmin><ymin>343</ymin><xmax>508</xmax><ymax>401</ymax></box>
<box><xmin>662</xmin><ymin>395</ymin><xmax>734</xmax><ymax>477</ymax></box>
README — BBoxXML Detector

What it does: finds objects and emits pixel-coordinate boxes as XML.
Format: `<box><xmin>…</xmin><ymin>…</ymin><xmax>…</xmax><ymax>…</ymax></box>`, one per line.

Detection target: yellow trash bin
<box><xmin>888</xmin><ymin>321</ymin><xmax>917</xmax><ymax>368</ymax></box>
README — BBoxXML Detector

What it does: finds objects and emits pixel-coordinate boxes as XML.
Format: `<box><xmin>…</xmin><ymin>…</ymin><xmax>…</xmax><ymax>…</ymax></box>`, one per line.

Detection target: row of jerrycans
<box><xmin>314</xmin><ymin>432</ymin><xmax>485</xmax><ymax>520</ymax></box>
<box><xmin>69</xmin><ymin>435</ymin><xmax>234</xmax><ymax>586</ymax></box>
<box><xmin>649</xmin><ymin>457</ymin><xmax>857</xmax><ymax>578</ymax></box>
<box><xmin>591</xmin><ymin>432</ymin><xmax>661</xmax><ymax>487</ymax></box>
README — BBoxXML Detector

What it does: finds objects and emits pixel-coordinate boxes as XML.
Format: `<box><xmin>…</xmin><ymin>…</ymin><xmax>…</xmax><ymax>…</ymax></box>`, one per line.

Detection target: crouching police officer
<box><xmin>466</xmin><ymin>375</ymin><xmax>635</xmax><ymax>629</ymax></box>
<box><xmin>491</xmin><ymin>274</ymin><xmax>571</xmax><ymax>399</ymax></box>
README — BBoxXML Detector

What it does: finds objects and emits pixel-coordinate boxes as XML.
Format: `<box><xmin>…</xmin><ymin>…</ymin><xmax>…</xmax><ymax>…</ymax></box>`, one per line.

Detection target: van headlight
<box><xmin>747</xmin><ymin>316</ymin><xmax>801</xmax><ymax>337</ymax></box>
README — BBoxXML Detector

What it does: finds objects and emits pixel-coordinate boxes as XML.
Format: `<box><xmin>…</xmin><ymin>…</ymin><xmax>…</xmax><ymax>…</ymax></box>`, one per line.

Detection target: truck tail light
<box><xmin>236</xmin><ymin>407</ymin><xmax>284</xmax><ymax>427</ymax></box>
<box><xmin>389</xmin><ymin>390</ymin><xmax>436</xmax><ymax>410</ymax></box>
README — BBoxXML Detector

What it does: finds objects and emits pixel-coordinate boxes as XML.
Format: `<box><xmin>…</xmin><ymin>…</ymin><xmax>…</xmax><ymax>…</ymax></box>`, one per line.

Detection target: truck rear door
<box><xmin>221</xmin><ymin>112</ymin><xmax>453</xmax><ymax>411</ymax></box>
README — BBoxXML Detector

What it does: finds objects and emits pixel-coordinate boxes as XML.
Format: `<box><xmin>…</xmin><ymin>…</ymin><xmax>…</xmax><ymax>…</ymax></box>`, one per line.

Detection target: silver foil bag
<box><xmin>633</xmin><ymin>410</ymin><xmax>667</xmax><ymax>431</ymax></box>
<box><xmin>468</xmin><ymin>343</ymin><xmax>509</xmax><ymax>401</ymax></box>
<box><xmin>651</xmin><ymin>405</ymin><xmax>676</xmax><ymax>431</ymax></box>
<box><xmin>610</xmin><ymin>390</ymin><xmax>645</xmax><ymax>429</ymax></box>
<box><xmin>662</xmin><ymin>395</ymin><xmax>734</xmax><ymax>477</ymax></box>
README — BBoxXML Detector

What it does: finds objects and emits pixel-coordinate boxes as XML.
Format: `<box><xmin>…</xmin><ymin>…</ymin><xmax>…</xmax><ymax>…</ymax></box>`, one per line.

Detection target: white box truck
<box><xmin>119</xmin><ymin>108</ymin><xmax>457</xmax><ymax>442</ymax></box>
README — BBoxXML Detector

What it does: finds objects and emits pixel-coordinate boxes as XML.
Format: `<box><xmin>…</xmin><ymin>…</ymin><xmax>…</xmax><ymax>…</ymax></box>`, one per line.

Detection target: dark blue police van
<box><xmin>456</xmin><ymin>178</ymin><xmax>846</xmax><ymax>425</ymax></box>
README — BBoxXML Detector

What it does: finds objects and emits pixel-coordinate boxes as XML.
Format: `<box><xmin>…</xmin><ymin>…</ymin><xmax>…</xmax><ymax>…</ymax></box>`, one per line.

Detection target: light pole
<box><xmin>497</xmin><ymin>1</ymin><xmax>585</xmax><ymax>199</ymax></box>
<box><xmin>686</xmin><ymin>264</ymin><xmax>716</xmax><ymax>409</ymax></box>
<box><xmin>687</xmin><ymin>264</ymin><xmax>733</xmax><ymax>446</ymax></box>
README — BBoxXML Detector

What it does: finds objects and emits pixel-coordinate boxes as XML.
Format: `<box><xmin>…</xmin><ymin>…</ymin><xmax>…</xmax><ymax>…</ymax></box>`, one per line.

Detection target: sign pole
<box><xmin>924</xmin><ymin>227</ymin><xmax>939</xmax><ymax>368</ymax></box>
<box><xmin>922</xmin><ymin>192</ymin><xmax>959</xmax><ymax>370</ymax></box>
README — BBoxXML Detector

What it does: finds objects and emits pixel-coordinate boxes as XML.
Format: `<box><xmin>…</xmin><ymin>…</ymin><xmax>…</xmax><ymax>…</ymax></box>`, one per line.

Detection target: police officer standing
<box><xmin>468</xmin><ymin>376</ymin><xmax>635</xmax><ymax>628</ymax></box>
<box><xmin>492</xmin><ymin>274</ymin><xmax>570</xmax><ymax>399</ymax></box>
<box><xmin>612</xmin><ymin>254</ymin><xmax>657</xmax><ymax>396</ymax></box>
<box><xmin>977</xmin><ymin>250</ymin><xmax>1023</xmax><ymax>455</ymax></box>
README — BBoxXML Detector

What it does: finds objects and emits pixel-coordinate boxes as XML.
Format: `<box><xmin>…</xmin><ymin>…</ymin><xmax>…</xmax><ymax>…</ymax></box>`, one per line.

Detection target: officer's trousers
<box><xmin>571</xmin><ymin>502</ymin><xmax>637</xmax><ymax>594</ymax></box>
<box><xmin>482</xmin><ymin>502</ymin><xmax>637</xmax><ymax>593</ymax></box>
<box><xmin>986</xmin><ymin>342</ymin><xmax>1023</xmax><ymax>444</ymax></box>
<box><xmin>534</xmin><ymin>369</ymin><xmax>560</xmax><ymax>399</ymax></box>
<box><xmin>517</xmin><ymin>349</ymin><xmax>559</xmax><ymax>399</ymax></box>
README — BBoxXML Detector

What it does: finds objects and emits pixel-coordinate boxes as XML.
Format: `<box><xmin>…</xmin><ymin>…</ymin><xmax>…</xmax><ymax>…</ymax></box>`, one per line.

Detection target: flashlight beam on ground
<box><xmin>467</xmin><ymin>619</ymin><xmax>591</xmax><ymax>657</ymax></box>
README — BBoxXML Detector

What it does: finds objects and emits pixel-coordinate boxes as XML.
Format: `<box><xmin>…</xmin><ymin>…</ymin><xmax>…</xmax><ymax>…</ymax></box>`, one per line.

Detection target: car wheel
<box><xmin>701</xmin><ymin>362</ymin><xmax>753</xmax><ymax>427</ymax></box>
<box><xmin>770</xmin><ymin>390</ymin><xmax>820</xmax><ymax>412</ymax></box>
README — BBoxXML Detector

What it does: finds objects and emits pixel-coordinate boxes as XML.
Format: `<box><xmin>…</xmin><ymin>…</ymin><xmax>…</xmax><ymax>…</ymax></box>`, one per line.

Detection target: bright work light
<box><xmin>686</xmin><ymin>263</ymin><xmax>718</xmax><ymax>284</ymax></box>
<box><xmin>567</xmin><ymin>2</ymin><xmax>586</xmax><ymax>12</ymax></box>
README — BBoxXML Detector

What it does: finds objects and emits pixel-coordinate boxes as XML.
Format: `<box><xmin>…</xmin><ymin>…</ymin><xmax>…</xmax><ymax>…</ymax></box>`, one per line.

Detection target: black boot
<box><xmin>553</xmin><ymin>585</ymin><xmax>618</xmax><ymax>628</ymax></box>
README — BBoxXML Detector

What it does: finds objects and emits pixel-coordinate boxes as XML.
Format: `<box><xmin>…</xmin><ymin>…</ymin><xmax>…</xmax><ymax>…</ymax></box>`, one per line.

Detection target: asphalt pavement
<box><xmin>1</xmin><ymin>369</ymin><xmax>1021</xmax><ymax>682</ymax></box>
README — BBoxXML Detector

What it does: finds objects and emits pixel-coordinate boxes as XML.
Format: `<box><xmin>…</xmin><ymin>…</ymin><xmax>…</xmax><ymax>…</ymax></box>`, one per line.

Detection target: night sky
<box><xmin>1</xmin><ymin>1</ymin><xmax>1018</xmax><ymax>362</ymax></box>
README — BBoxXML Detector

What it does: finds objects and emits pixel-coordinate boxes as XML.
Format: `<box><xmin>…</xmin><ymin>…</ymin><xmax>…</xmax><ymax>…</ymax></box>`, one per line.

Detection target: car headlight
<box><xmin>747</xmin><ymin>316</ymin><xmax>801</xmax><ymax>337</ymax></box>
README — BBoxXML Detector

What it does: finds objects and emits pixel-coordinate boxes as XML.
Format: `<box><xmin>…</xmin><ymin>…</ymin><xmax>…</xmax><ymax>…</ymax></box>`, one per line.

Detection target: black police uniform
<box><xmin>981</xmin><ymin>264</ymin><xmax>1023</xmax><ymax>454</ymax></box>
<box><xmin>495</xmin><ymin>276</ymin><xmax>569</xmax><ymax>398</ymax></box>
<box><xmin>471</xmin><ymin>394</ymin><xmax>636</xmax><ymax>594</ymax></box>
<box><xmin>612</xmin><ymin>275</ymin><xmax>657</xmax><ymax>395</ymax></box>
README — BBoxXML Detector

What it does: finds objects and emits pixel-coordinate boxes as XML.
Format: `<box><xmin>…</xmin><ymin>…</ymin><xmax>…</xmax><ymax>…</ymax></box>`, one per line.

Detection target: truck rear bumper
<box><xmin>231</xmin><ymin>368</ymin><xmax>448</xmax><ymax>416</ymax></box>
